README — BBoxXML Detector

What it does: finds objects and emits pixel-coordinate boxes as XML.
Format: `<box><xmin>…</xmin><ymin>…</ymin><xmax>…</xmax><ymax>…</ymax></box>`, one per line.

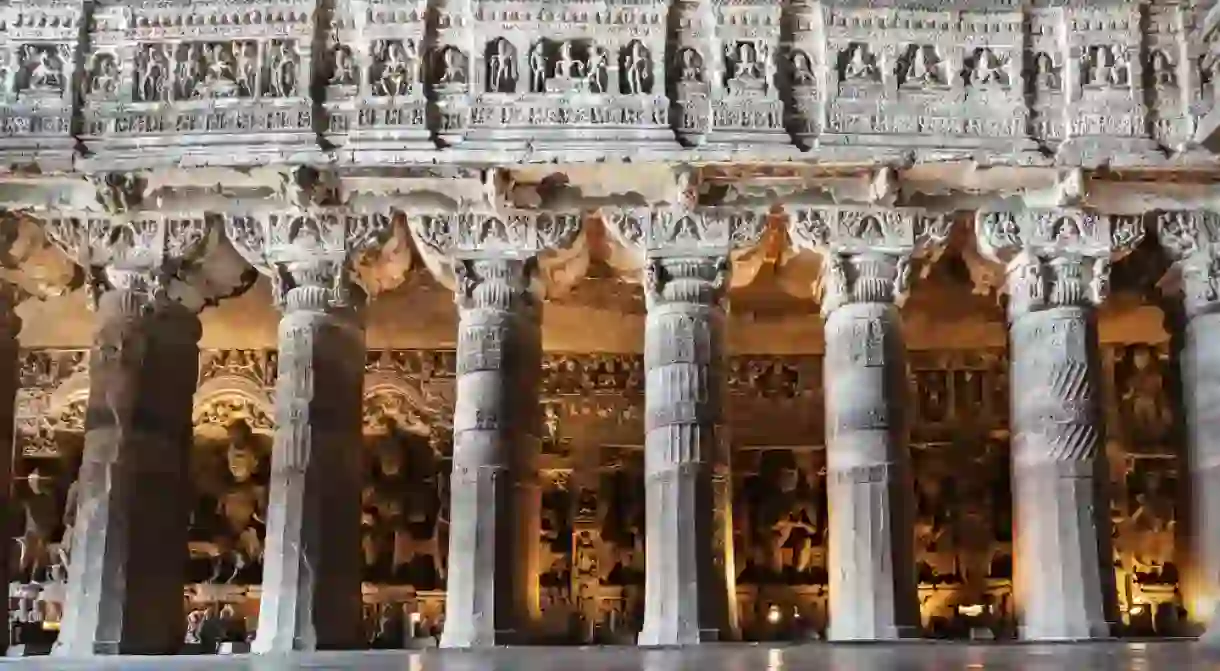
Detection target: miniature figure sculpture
<box><xmin>624</xmin><ymin>42</ymin><xmax>650</xmax><ymax>94</ymax></box>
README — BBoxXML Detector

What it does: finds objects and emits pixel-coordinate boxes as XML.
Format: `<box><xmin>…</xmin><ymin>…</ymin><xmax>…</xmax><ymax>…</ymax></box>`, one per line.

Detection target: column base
<box><xmin>637</xmin><ymin>627</ymin><xmax>721</xmax><ymax>647</ymax></box>
<box><xmin>1019</xmin><ymin>621</ymin><xmax>1113</xmax><ymax>642</ymax></box>
<box><xmin>439</xmin><ymin>627</ymin><xmax>524</xmax><ymax>649</ymax></box>
<box><xmin>828</xmin><ymin>625</ymin><xmax>922</xmax><ymax>643</ymax></box>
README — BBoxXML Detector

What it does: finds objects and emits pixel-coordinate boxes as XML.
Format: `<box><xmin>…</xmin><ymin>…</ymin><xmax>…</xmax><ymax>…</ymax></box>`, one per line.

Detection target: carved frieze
<box><xmin>1155</xmin><ymin>210</ymin><xmax>1220</xmax><ymax>317</ymax></box>
<box><xmin>0</xmin><ymin>1</ymin><xmax>79</xmax><ymax>171</ymax></box>
<box><xmin>81</xmin><ymin>0</ymin><xmax>318</xmax><ymax>170</ymax></box>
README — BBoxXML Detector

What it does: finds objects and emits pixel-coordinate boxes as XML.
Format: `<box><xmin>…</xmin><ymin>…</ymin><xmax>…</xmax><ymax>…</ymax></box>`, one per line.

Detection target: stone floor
<box><xmin>2</xmin><ymin>642</ymin><xmax>1218</xmax><ymax>671</ymax></box>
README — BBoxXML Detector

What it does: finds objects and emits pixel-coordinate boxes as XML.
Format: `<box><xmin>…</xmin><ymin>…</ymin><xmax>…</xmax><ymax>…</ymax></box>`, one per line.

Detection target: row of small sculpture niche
<box><xmin>64</xmin><ymin>32</ymin><xmax>1188</xmax><ymax>105</ymax></box>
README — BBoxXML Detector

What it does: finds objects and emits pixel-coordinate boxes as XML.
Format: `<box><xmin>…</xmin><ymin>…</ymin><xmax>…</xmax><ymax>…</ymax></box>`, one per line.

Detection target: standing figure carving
<box><xmin>16</xmin><ymin>470</ymin><xmax>59</xmax><ymax>582</ymax></box>
<box><xmin>210</xmin><ymin>421</ymin><xmax>267</xmax><ymax>583</ymax></box>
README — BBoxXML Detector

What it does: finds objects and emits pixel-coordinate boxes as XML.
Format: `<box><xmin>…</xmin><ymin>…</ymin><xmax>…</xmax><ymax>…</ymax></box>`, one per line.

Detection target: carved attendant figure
<box><xmin>438</xmin><ymin>46</ymin><xmax>466</xmax><ymax>85</ymax></box>
<box><xmin>624</xmin><ymin>42</ymin><xmax>650</xmax><ymax>94</ymax></box>
<box><xmin>844</xmin><ymin>44</ymin><xmax>878</xmax><ymax>82</ymax></box>
<box><xmin>529</xmin><ymin>42</ymin><xmax>547</xmax><ymax>92</ymax></box>
<box><xmin>677</xmin><ymin>48</ymin><xmax>703</xmax><ymax>84</ymax></box>
<box><xmin>556</xmin><ymin>42</ymin><xmax>583</xmax><ymax>80</ymax></box>
<box><xmin>586</xmin><ymin>47</ymin><xmax>607</xmax><ymax>93</ymax></box>
<box><xmin>488</xmin><ymin>39</ymin><xmax>516</xmax><ymax>93</ymax></box>
<box><xmin>212</xmin><ymin>421</ymin><xmax>267</xmax><ymax>583</ymax></box>
<box><xmin>792</xmin><ymin>50</ymin><xmax>815</xmax><ymax>85</ymax></box>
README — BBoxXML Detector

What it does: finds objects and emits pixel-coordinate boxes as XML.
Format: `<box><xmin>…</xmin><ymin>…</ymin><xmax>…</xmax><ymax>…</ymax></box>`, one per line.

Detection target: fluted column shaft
<box><xmin>56</xmin><ymin>288</ymin><xmax>201</xmax><ymax>655</ymax></box>
<box><xmin>638</xmin><ymin>256</ymin><xmax>731</xmax><ymax>647</ymax></box>
<box><xmin>253</xmin><ymin>273</ymin><xmax>366</xmax><ymax>653</ymax></box>
<box><xmin>1007</xmin><ymin>255</ymin><xmax>1114</xmax><ymax>641</ymax></box>
<box><xmin>441</xmin><ymin>258</ymin><xmax>542</xmax><ymax>648</ymax></box>
<box><xmin>823</xmin><ymin>253</ymin><xmax>920</xmax><ymax>641</ymax></box>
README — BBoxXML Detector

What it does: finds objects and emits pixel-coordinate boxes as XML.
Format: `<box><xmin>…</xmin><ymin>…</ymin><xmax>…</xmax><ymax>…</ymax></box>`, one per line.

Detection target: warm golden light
<box><xmin>766</xmin><ymin>605</ymin><xmax>782</xmax><ymax>624</ymax></box>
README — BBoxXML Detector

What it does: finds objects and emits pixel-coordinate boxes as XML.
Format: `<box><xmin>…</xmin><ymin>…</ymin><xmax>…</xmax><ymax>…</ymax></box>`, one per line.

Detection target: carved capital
<box><xmin>453</xmin><ymin>257</ymin><xmax>539</xmax><ymax>313</ymax></box>
<box><xmin>603</xmin><ymin>205</ymin><xmax>770</xmax><ymax>256</ymax></box>
<box><xmin>819</xmin><ymin>251</ymin><xmax>911</xmax><ymax>315</ymax></box>
<box><xmin>975</xmin><ymin>209</ymin><xmax>1143</xmax><ymax>318</ymax></box>
<box><xmin>408</xmin><ymin>209</ymin><xmax>585</xmax><ymax>298</ymax></box>
<box><xmin>223</xmin><ymin>209</ymin><xmax>401</xmax><ymax>311</ymax></box>
<box><xmin>975</xmin><ymin>208</ymin><xmax>1145</xmax><ymax>262</ymax></box>
<box><xmin>1005</xmin><ymin>253</ymin><xmax>1111</xmax><ymax>318</ymax></box>
<box><xmin>1154</xmin><ymin>210</ymin><xmax>1220</xmax><ymax>317</ymax></box>
<box><xmin>43</xmin><ymin>212</ymin><xmax>213</xmax><ymax>310</ymax></box>
<box><xmin>787</xmin><ymin>206</ymin><xmax>952</xmax><ymax>256</ymax></box>
<box><xmin>644</xmin><ymin>255</ymin><xmax>729</xmax><ymax>310</ymax></box>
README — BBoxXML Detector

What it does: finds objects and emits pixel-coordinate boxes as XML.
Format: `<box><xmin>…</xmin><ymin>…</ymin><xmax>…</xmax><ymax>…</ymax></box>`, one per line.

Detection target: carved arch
<box><xmin>363</xmin><ymin>371</ymin><xmax>448</xmax><ymax>436</ymax></box>
<box><xmin>192</xmin><ymin>374</ymin><xmax>274</xmax><ymax>433</ymax></box>
<box><xmin>46</xmin><ymin>369</ymin><xmax>90</xmax><ymax>432</ymax></box>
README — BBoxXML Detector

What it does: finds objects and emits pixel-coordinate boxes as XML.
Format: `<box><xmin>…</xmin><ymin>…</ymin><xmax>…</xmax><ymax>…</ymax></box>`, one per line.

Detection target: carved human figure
<box><xmin>175</xmin><ymin>43</ymin><xmax>201</xmax><ymax>99</ymax></box>
<box><xmin>556</xmin><ymin>41</ymin><xmax>583</xmax><ymax>80</ymax></box>
<box><xmin>211</xmin><ymin>420</ymin><xmax>267</xmax><ymax>583</ymax></box>
<box><xmin>585</xmin><ymin>47</ymin><xmax>608</xmax><ymax>93</ymax></box>
<box><xmin>88</xmin><ymin>54</ymin><xmax>119</xmax><ymax>97</ymax></box>
<box><xmin>677</xmin><ymin>48</ymin><xmax>703</xmax><ymax>84</ymax></box>
<box><xmin>487</xmin><ymin>39</ymin><xmax>517</xmax><ymax>93</ymax></box>
<box><xmin>330</xmin><ymin>45</ymin><xmax>356</xmax><ymax>86</ymax></box>
<box><xmin>623</xmin><ymin>41</ymin><xmax>650</xmax><ymax>94</ymax></box>
<box><xmin>17</xmin><ymin>470</ymin><xmax>58</xmax><ymax>582</ymax></box>
<box><xmin>235</xmin><ymin>42</ymin><xmax>257</xmax><ymax>96</ymax></box>
<box><xmin>22</xmin><ymin>46</ymin><xmax>61</xmax><ymax>91</ymax></box>
<box><xmin>1108</xmin><ymin>45</ymin><xmax>1130</xmax><ymax>86</ymax></box>
<box><xmin>376</xmin><ymin>40</ymin><xmax>412</xmax><ymax>96</ymax></box>
<box><xmin>971</xmin><ymin>48</ymin><xmax>1006</xmax><ymax>86</ymax></box>
<box><xmin>844</xmin><ymin>44</ymin><xmax>878</xmax><ymax>82</ymax></box>
<box><xmin>438</xmin><ymin>46</ymin><xmax>466</xmax><ymax>85</ymax></box>
<box><xmin>791</xmin><ymin>50</ymin><xmax>815</xmax><ymax>85</ymax></box>
<box><xmin>1034</xmin><ymin>52</ymin><xmax>1061</xmax><ymax>91</ymax></box>
<box><xmin>1150</xmin><ymin>50</ymin><xmax>1176</xmax><ymax>87</ymax></box>
<box><xmin>1123</xmin><ymin>347</ymin><xmax>1170</xmax><ymax>439</ymax></box>
<box><xmin>267</xmin><ymin>41</ymin><xmax>297</xmax><ymax>97</ymax></box>
<box><xmin>904</xmin><ymin>45</ymin><xmax>942</xmax><ymax>86</ymax></box>
<box><xmin>731</xmin><ymin>42</ymin><xmax>764</xmax><ymax>84</ymax></box>
<box><xmin>528</xmin><ymin>42</ymin><xmax>547</xmax><ymax>92</ymax></box>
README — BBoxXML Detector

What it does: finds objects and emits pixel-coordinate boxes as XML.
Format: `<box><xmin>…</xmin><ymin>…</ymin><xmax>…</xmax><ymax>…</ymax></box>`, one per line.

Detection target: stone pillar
<box><xmin>976</xmin><ymin>209</ymin><xmax>1143</xmax><ymax>641</ymax></box>
<box><xmin>786</xmin><ymin>206</ymin><xmax>951</xmax><ymax>642</ymax></box>
<box><xmin>636</xmin><ymin>255</ymin><xmax>730</xmax><ymax>647</ymax></box>
<box><xmin>0</xmin><ymin>288</ymin><xmax>19</xmax><ymax>653</ymax></box>
<box><xmin>1007</xmin><ymin>255</ymin><xmax>1113</xmax><ymax>640</ymax></box>
<box><xmin>440</xmin><ymin>258</ymin><xmax>542</xmax><ymax>648</ymax></box>
<box><xmin>1156</xmin><ymin>211</ymin><xmax>1220</xmax><ymax>635</ymax></box>
<box><xmin>821</xmin><ymin>252</ymin><xmax>921</xmax><ymax>641</ymax></box>
<box><xmin>252</xmin><ymin>263</ymin><xmax>367</xmax><ymax>653</ymax></box>
<box><xmin>55</xmin><ymin>281</ymin><xmax>202</xmax><ymax>655</ymax></box>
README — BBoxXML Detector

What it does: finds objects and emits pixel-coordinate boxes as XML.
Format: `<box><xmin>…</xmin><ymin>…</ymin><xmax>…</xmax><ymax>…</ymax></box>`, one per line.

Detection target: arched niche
<box><xmin>362</xmin><ymin>371</ymin><xmax>449</xmax><ymax>439</ymax></box>
<box><xmin>192</xmin><ymin>375</ymin><xmax>275</xmax><ymax>439</ymax></box>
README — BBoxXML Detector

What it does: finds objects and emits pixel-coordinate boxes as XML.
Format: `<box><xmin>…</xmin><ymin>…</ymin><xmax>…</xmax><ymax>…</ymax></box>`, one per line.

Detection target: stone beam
<box><xmin>975</xmin><ymin>207</ymin><xmax>1145</xmax><ymax>641</ymax></box>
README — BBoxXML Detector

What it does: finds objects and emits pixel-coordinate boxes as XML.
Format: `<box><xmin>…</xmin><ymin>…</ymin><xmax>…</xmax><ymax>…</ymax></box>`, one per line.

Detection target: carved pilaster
<box><xmin>0</xmin><ymin>287</ymin><xmax>19</xmax><ymax>653</ymax></box>
<box><xmin>1155</xmin><ymin>211</ymin><xmax>1220</xmax><ymax>635</ymax></box>
<box><xmin>44</xmin><ymin>215</ymin><xmax>211</xmax><ymax>655</ymax></box>
<box><xmin>788</xmin><ymin>206</ymin><xmax>949</xmax><ymax>641</ymax></box>
<box><xmin>410</xmin><ymin>209</ymin><xmax>582</xmax><ymax>648</ymax></box>
<box><xmin>604</xmin><ymin>198</ymin><xmax>769</xmax><ymax>646</ymax></box>
<box><xmin>224</xmin><ymin>209</ymin><xmax>401</xmax><ymax>652</ymax></box>
<box><xmin>976</xmin><ymin>208</ymin><xmax>1144</xmax><ymax>641</ymax></box>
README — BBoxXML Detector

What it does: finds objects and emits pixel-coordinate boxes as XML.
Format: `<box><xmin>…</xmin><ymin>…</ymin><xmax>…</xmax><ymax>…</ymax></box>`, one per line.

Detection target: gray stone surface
<box><xmin>0</xmin><ymin>641</ymin><xmax>1216</xmax><ymax>671</ymax></box>
<box><xmin>252</xmin><ymin>280</ymin><xmax>367</xmax><ymax>653</ymax></box>
<box><xmin>55</xmin><ymin>290</ymin><xmax>202</xmax><ymax>655</ymax></box>
<box><xmin>637</xmin><ymin>255</ymin><xmax>730</xmax><ymax>647</ymax></box>
<box><xmin>823</xmin><ymin>297</ymin><xmax>920</xmax><ymax>642</ymax></box>
<box><xmin>441</xmin><ymin>258</ymin><xmax>543</xmax><ymax>648</ymax></box>
<box><xmin>976</xmin><ymin>210</ymin><xmax>1148</xmax><ymax>642</ymax></box>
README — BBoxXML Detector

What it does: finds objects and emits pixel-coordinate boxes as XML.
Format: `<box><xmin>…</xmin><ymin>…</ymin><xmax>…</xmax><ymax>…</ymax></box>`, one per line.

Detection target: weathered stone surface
<box><xmin>977</xmin><ymin>209</ymin><xmax>1146</xmax><ymax>641</ymax></box>
<box><xmin>441</xmin><ymin>257</ymin><xmax>543</xmax><ymax>648</ymax></box>
<box><xmin>55</xmin><ymin>288</ymin><xmax>202</xmax><ymax>655</ymax></box>
<box><xmin>788</xmin><ymin>207</ymin><xmax>949</xmax><ymax>642</ymax></box>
